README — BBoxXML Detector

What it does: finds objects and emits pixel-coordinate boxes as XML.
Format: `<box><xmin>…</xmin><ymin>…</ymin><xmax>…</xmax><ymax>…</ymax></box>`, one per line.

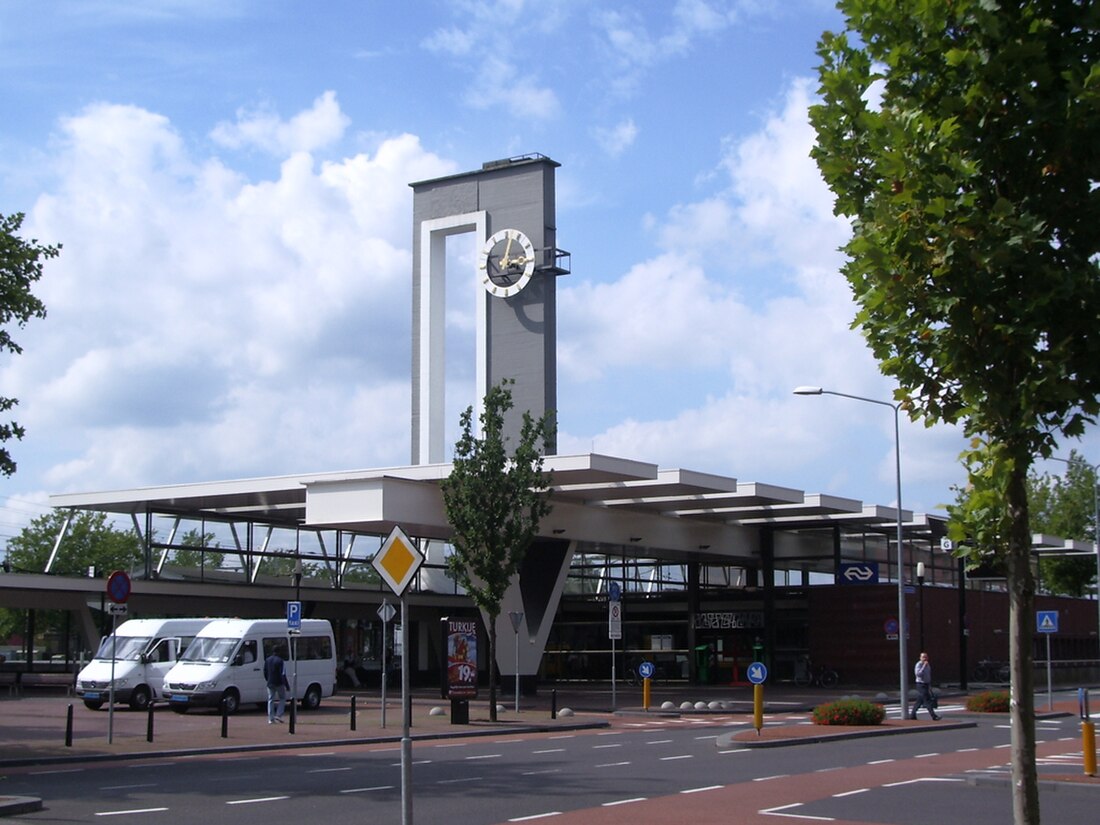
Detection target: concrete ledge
<box><xmin>0</xmin><ymin>795</ymin><xmax>43</xmax><ymax>816</ymax></box>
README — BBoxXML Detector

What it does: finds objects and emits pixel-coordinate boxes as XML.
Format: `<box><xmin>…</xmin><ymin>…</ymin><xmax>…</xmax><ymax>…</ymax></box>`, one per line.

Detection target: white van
<box><xmin>75</xmin><ymin>618</ymin><xmax>213</xmax><ymax>711</ymax></box>
<box><xmin>163</xmin><ymin>618</ymin><xmax>336</xmax><ymax>715</ymax></box>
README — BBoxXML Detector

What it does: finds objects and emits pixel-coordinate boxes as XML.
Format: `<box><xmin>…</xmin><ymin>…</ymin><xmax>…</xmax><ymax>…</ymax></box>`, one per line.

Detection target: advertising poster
<box><xmin>445</xmin><ymin>618</ymin><xmax>478</xmax><ymax>699</ymax></box>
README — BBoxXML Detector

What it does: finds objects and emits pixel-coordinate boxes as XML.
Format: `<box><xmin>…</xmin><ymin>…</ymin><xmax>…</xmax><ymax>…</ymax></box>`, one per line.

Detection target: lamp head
<box><xmin>792</xmin><ymin>386</ymin><xmax>824</xmax><ymax>396</ymax></box>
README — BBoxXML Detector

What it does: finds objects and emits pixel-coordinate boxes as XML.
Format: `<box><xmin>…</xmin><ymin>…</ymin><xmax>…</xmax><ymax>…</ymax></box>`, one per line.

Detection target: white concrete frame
<box><xmin>416</xmin><ymin>211</ymin><xmax>487</xmax><ymax>465</ymax></box>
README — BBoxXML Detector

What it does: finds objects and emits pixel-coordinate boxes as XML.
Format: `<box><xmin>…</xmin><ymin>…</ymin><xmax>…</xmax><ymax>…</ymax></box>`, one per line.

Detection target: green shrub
<box><xmin>966</xmin><ymin>690</ymin><xmax>1010</xmax><ymax>713</ymax></box>
<box><xmin>812</xmin><ymin>698</ymin><xmax>887</xmax><ymax>726</ymax></box>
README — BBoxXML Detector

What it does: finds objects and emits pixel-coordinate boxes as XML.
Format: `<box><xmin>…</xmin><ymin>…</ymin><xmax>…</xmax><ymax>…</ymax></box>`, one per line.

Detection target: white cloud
<box><xmin>210</xmin><ymin>91</ymin><xmax>350</xmax><ymax>156</ymax></box>
<box><xmin>464</xmin><ymin>56</ymin><xmax>561</xmax><ymax>120</ymax></box>
<box><xmin>593</xmin><ymin>118</ymin><xmax>638</xmax><ymax>157</ymax></box>
<box><xmin>556</xmin><ymin>75</ymin><xmax>968</xmax><ymax>512</ymax></box>
<box><xmin>10</xmin><ymin>101</ymin><xmax>454</xmax><ymax>492</ymax></box>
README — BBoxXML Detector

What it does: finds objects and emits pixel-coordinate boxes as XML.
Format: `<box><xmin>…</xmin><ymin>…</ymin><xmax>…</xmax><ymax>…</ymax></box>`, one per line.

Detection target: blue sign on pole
<box><xmin>638</xmin><ymin>661</ymin><xmax>655</xmax><ymax>679</ymax></box>
<box><xmin>287</xmin><ymin>600</ymin><xmax>302</xmax><ymax>630</ymax></box>
<box><xmin>1036</xmin><ymin>610</ymin><xmax>1059</xmax><ymax>634</ymax></box>
<box><xmin>747</xmin><ymin>662</ymin><xmax>768</xmax><ymax>684</ymax></box>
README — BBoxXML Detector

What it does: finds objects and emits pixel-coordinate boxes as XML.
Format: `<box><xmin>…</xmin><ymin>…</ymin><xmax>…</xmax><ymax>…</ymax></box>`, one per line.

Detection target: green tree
<box><xmin>0</xmin><ymin>213</ymin><xmax>60</xmax><ymax>477</ymax></box>
<box><xmin>810</xmin><ymin>3</ymin><xmax>1100</xmax><ymax>823</ymax></box>
<box><xmin>440</xmin><ymin>380</ymin><xmax>554</xmax><ymax>721</ymax></box>
<box><xmin>6</xmin><ymin>509</ymin><xmax>142</xmax><ymax>576</ymax></box>
<box><xmin>1029</xmin><ymin>451</ymin><xmax>1097</xmax><ymax>597</ymax></box>
<box><xmin>170</xmin><ymin>528</ymin><xmax>225</xmax><ymax>570</ymax></box>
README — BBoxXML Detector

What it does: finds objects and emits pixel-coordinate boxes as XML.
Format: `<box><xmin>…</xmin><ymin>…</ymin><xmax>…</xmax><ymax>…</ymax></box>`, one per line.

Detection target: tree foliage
<box><xmin>810</xmin><ymin>3</ymin><xmax>1099</xmax><ymax>823</ymax></box>
<box><xmin>170</xmin><ymin>528</ymin><xmax>225</xmax><ymax>570</ymax></box>
<box><xmin>0</xmin><ymin>213</ymin><xmax>60</xmax><ymax>477</ymax></box>
<box><xmin>1029</xmin><ymin>451</ymin><xmax>1097</xmax><ymax>597</ymax></box>
<box><xmin>5</xmin><ymin>509</ymin><xmax>143</xmax><ymax>577</ymax></box>
<box><xmin>440</xmin><ymin>380</ymin><xmax>554</xmax><ymax>721</ymax></box>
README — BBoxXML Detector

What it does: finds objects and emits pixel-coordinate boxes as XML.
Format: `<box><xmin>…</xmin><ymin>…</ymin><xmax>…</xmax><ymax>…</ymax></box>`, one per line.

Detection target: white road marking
<box><xmin>508</xmin><ymin>812</ymin><xmax>562</xmax><ymax>821</ymax></box>
<box><xmin>339</xmin><ymin>785</ymin><xmax>395</xmax><ymax>794</ymax></box>
<box><xmin>226</xmin><ymin>796</ymin><xmax>289</xmax><ymax>805</ymax></box>
<box><xmin>603</xmin><ymin>797</ymin><xmax>647</xmax><ymax>807</ymax></box>
<box><xmin>681</xmin><ymin>785</ymin><xmax>724</xmax><ymax>794</ymax></box>
<box><xmin>95</xmin><ymin>808</ymin><xmax>169</xmax><ymax>817</ymax></box>
<box><xmin>759</xmin><ymin>802</ymin><xmax>835</xmax><ymax>821</ymax></box>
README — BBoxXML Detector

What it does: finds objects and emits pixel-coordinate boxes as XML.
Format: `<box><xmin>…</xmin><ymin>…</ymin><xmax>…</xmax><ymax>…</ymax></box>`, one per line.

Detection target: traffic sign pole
<box><xmin>1038</xmin><ymin>611</ymin><xmax>1059</xmax><ymax>711</ymax></box>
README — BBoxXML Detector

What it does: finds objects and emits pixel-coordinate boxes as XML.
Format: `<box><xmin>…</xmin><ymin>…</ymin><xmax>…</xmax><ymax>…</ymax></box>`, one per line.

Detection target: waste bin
<box><xmin>450</xmin><ymin>698</ymin><xmax>469</xmax><ymax>725</ymax></box>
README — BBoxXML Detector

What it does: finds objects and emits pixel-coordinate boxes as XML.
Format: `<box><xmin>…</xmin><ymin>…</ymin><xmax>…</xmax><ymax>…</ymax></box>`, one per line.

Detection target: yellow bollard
<box><xmin>753</xmin><ymin>683</ymin><xmax>763</xmax><ymax>734</ymax></box>
<box><xmin>643</xmin><ymin>676</ymin><xmax>651</xmax><ymax>711</ymax></box>
<box><xmin>1083</xmin><ymin>721</ymin><xmax>1096</xmax><ymax>777</ymax></box>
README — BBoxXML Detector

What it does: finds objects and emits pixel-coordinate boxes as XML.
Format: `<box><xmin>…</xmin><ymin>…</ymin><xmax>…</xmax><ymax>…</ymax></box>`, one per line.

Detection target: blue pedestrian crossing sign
<box><xmin>287</xmin><ymin>600</ymin><xmax>302</xmax><ymax>631</ymax></box>
<box><xmin>747</xmin><ymin>662</ymin><xmax>768</xmax><ymax>684</ymax></box>
<box><xmin>1036</xmin><ymin>610</ymin><xmax>1058</xmax><ymax>634</ymax></box>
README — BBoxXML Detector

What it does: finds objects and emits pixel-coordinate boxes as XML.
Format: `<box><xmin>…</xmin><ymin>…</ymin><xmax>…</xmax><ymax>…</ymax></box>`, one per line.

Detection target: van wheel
<box><xmin>83</xmin><ymin>699</ymin><xmax>104</xmax><ymax>711</ymax></box>
<box><xmin>221</xmin><ymin>689</ymin><xmax>241</xmax><ymax>715</ymax></box>
<box><xmin>129</xmin><ymin>686</ymin><xmax>152</xmax><ymax>712</ymax></box>
<box><xmin>302</xmin><ymin>684</ymin><xmax>322</xmax><ymax>710</ymax></box>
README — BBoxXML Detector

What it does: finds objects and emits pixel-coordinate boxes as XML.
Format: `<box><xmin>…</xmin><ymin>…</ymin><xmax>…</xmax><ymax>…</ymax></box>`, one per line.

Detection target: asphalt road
<box><xmin>0</xmin><ymin>704</ymin><xmax>1096</xmax><ymax>824</ymax></box>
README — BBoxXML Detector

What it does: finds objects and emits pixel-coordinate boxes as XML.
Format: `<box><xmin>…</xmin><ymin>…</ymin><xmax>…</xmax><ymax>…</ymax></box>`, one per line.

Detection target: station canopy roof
<box><xmin>50</xmin><ymin>453</ymin><xmax>960</xmax><ymax>568</ymax></box>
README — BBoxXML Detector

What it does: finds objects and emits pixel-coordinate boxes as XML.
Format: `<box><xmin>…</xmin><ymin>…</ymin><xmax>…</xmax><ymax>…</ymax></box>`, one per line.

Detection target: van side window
<box><xmin>178</xmin><ymin>637</ymin><xmax>195</xmax><ymax>659</ymax></box>
<box><xmin>239</xmin><ymin>640</ymin><xmax>258</xmax><ymax>665</ymax></box>
<box><xmin>262</xmin><ymin>638</ymin><xmax>283</xmax><ymax>658</ymax></box>
<box><xmin>147</xmin><ymin>640</ymin><xmax>169</xmax><ymax>663</ymax></box>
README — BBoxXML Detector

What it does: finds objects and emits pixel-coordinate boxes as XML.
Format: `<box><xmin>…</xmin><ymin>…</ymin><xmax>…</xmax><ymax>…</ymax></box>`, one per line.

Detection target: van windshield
<box><xmin>94</xmin><ymin>635</ymin><xmax>152</xmax><ymax>661</ymax></box>
<box><xmin>180</xmin><ymin>637</ymin><xmax>238</xmax><ymax>664</ymax></box>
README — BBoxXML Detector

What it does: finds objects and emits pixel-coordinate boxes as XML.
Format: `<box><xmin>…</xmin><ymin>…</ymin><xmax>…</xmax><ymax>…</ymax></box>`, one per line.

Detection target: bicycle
<box><xmin>793</xmin><ymin>657</ymin><xmax>839</xmax><ymax>688</ymax></box>
<box><xmin>972</xmin><ymin>658</ymin><xmax>1010</xmax><ymax>683</ymax></box>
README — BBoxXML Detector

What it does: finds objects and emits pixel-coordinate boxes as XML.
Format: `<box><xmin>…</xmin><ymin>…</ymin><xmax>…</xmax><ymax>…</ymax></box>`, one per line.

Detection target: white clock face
<box><xmin>478</xmin><ymin>228</ymin><xmax>536</xmax><ymax>297</ymax></box>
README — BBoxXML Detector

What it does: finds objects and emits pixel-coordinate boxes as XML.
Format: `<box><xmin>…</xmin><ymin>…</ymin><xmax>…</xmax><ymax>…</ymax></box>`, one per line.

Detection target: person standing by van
<box><xmin>264</xmin><ymin>645</ymin><xmax>288</xmax><ymax>723</ymax></box>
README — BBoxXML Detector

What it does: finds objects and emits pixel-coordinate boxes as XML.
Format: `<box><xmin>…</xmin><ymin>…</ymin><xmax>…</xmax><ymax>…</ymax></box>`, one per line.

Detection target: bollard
<box><xmin>221</xmin><ymin>701</ymin><xmax>229</xmax><ymax>739</ymax></box>
<box><xmin>1081</xmin><ymin>688</ymin><xmax>1095</xmax><ymax>777</ymax></box>
<box><xmin>146</xmin><ymin>703</ymin><xmax>155</xmax><ymax>743</ymax></box>
<box><xmin>289</xmin><ymin>699</ymin><xmax>296</xmax><ymax>735</ymax></box>
<box><xmin>551</xmin><ymin>688</ymin><xmax>557</xmax><ymax>720</ymax></box>
<box><xmin>1083</xmin><ymin>721</ymin><xmax>1096</xmax><ymax>777</ymax></box>
<box><xmin>643</xmin><ymin>676</ymin><xmax>651</xmax><ymax>711</ymax></box>
<box><xmin>350</xmin><ymin>695</ymin><xmax>357</xmax><ymax>731</ymax></box>
<box><xmin>65</xmin><ymin>703</ymin><xmax>73</xmax><ymax>747</ymax></box>
<box><xmin>753</xmin><ymin>684</ymin><xmax>764</xmax><ymax>734</ymax></box>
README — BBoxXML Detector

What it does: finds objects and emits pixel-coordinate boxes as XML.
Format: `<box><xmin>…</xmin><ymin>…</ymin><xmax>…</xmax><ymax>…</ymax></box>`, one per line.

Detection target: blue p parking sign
<box><xmin>287</xmin><ymin>600</ymin><xmax>302</xmax><ymax>630</ymax></box>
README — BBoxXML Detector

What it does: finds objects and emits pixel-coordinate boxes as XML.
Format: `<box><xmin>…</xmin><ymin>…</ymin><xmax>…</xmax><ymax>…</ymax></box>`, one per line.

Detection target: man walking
<box><xmin>264</xmin><ymin>644</ymin><xmax>288</xmax><ymax>724</ymax></box>
<box><xmin>909</xmin><ymin>651</ymin><xmax>940</xmax><ymax>720</ymax></box>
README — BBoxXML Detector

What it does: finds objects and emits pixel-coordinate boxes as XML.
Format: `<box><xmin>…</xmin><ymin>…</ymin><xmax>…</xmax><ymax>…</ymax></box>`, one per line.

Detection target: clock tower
<box><xmin>409</xmin><ymin>154</ymin><xmax>568</xmax><ymax>464</ymax></box>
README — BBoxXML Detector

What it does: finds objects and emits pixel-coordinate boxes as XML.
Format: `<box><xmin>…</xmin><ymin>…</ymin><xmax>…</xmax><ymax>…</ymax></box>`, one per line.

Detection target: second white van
<box><xmin>75</xmin><ymin>618</ymin><xmax>213</xmax><ymax>711</ymax></box>
<box><xmin>163</xmin><ymin>618</ymin><xmax>336</xmax><ymax>714</ymax></box>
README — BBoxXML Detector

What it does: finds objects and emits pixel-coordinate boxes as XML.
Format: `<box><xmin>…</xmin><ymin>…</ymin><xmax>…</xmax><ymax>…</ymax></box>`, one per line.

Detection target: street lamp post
<box><xmin>916</xmin><ymin>561</ymin><xmax>926</xmax><ymax>653</ymax></box>
<box><xmin>794</xmin><ymin>386</ymin><xmax>909</xmax><ymax>714</ymax></box>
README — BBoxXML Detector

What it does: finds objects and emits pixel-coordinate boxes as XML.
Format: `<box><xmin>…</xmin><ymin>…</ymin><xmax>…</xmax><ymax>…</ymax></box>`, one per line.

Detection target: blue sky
<box><xmin>0</xmin><ymin>0</ymin><xmax>1092</xmax><ymax>548</ymax></box>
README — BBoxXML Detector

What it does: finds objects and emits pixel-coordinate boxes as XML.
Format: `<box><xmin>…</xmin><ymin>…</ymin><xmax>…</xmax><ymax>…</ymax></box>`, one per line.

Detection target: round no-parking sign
<box><xmin>106</xmin><ymin>570</ymin><xmax>131</xmax><ymax>604</ymax></box>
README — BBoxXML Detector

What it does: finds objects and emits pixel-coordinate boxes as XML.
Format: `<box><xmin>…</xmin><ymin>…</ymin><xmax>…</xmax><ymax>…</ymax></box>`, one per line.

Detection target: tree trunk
<box><xmin>488</xmin><ymin>617</ymin><xmax>498</xmax><ymax>722</ymax></box>
<box><xmin>1006</xmin><ymin>464</ymin><xmax>1040</xmax><ymax>825</ymax></box>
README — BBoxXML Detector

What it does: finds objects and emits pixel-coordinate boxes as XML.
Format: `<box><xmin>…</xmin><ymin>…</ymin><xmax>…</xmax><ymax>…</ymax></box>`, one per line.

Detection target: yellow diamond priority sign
<box><xmin>373</xmin><ymin>525</ymin><xmax>424</xmax><ymax>597</ymax></box>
